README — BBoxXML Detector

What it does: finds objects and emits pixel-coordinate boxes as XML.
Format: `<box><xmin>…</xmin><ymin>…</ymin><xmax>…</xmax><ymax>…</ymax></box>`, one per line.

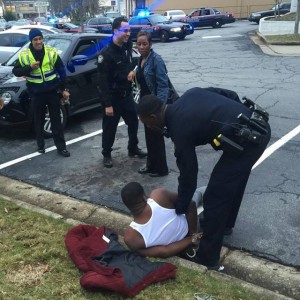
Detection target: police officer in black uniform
<box><xmin>136</xmin><ymin>87</ymin><xmax>271</xmax><ymax>270</ymax></box>
<box><xmin>97</xmin><ymin>17</ymin><xmax>147</xmax><ymax>168</ymax></box>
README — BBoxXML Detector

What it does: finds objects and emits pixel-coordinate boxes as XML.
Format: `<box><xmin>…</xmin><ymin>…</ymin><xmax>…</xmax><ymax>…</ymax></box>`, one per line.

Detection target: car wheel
<box><xmin>160</xmin><ymin>30</ymin><xmax>169</xmax><ymax>42</ymax></box>
<box><xmin>255</xmin><ymin>20</ymin><xmax>260</xmax><ymax>24</ymax></box>
<box><xmin>212</xmin><ymin>20</ymin><xmax>222</xmax><ymax>28</ymax></box>
<box><xmin>43</xmin><ymin>105</ymin><xmax>67</xmax><ymax>138</ymax></box>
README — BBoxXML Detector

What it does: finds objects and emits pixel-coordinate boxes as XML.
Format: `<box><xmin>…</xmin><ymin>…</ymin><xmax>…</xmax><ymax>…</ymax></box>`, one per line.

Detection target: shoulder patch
<box><xmin>98</xmin><ymin>55</ymin><xmax>104</xmax><ymax>63</ymax></box>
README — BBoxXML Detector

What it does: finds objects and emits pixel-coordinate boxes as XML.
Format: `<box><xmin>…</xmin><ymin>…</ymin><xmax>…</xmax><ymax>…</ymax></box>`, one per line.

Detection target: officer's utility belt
<box><xmin>213</xmin><ymin>97</ymin><xmax>269</xmax><ymax>154</ymax></box>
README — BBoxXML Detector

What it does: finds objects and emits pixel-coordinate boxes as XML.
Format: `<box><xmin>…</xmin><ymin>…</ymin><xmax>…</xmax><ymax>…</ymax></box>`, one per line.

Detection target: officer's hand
<box><xmin>62</xmin><ymin>90</ymin><xmax>70</xmax><ymax>99</ymax></box>
<box><xmin>105</xmin><ymin>106</ymin><xmax>114</xmax><ymax>116</ymax></box>
<box><xmin>127</xmin><ymin>71</ymin><xmax>135</xmax><ymax>82</ymax></box>
<box><xmin>30</xmin><ymin>61</ymin><xmax>40</xmax><ymax>70</ymax></box>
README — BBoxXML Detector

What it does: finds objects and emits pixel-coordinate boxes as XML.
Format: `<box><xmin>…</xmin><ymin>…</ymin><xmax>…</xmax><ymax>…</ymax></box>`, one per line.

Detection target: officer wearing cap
<box><xmin>97</xmin><ymin>17</ymin><xmax>147</xmax><ymax>168</ymax></box>
<box><xmin>12</xmin><ymin>28</ymin><xmax>70</xmax><ymax>157</ymax></box>
<box><xmin>137</xmin><ymin>87</ymin><xmax>271</xmax><ymax>270</ymax></box>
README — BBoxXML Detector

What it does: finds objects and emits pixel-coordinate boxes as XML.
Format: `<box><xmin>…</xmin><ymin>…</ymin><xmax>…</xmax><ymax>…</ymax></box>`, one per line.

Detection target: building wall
<box><xmin>145</xmin><ymin>0</ymin><xmax>279</xmax><ymax>19</ymax></box>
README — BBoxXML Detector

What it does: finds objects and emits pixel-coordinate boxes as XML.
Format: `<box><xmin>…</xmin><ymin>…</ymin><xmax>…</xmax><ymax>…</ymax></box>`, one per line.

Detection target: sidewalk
<box><xmin>251</xmin><ymin>31</ymin><xmax>300</xmax><ymax>56</ymax></box>
<box><xmin>0</xmin><ymin>175</ymin><xmax>299</xmax><ymax>300</ymax></box>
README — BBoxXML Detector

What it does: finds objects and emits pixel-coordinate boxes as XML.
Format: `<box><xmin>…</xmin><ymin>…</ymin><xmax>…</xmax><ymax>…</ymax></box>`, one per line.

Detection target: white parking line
<box><xmin>0</xmin><ymin>121</ymin><xmax>125</xmax><ymax>170</ymax></box>
<box><xmin>202</xmin><ymin>35</ymin><xmax>222</xmax><ymax>39</ymax></box>
<box><xmin>252</xmin><ymin>124</ymin><xmax>300</xmax><ymax>169</ymax></box>
<box><xmin>1</xmin><ymin>123</ymin><xmax>299</xmax><ymax>171</ymax></box>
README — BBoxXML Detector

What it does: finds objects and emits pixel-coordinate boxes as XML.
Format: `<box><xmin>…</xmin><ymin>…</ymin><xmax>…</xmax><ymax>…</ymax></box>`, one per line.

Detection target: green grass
<box><xmin>274</xmin><ymin>12</ymin><xmax>296</xmax><ymax>21</ymax></box>
<box><xmin>0</xmin><ymin>199</ymin><xmax>272</xmax><ymax>300</ymax></box>
<box><xmin>264</xmin><ymin>34</ymin><xmax>300</xmax><ymax>44</ymax></box>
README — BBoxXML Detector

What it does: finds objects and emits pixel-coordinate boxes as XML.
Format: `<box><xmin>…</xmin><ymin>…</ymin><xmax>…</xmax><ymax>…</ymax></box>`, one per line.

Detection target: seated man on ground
<box><xmin>121</xmin><ymin>182</ymin><xmax>202</xmax><ymax>258</ymax></box>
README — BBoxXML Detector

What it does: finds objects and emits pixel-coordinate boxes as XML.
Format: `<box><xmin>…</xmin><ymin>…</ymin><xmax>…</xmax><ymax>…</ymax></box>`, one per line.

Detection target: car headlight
<box><xmin>2</xmin><ymin>92</ymin><xmax>12</xmax><ymax>104</ymax></box>
<box><xmin>170</xmin><ymin>27</ymin><xmax>181</xmax><ymax>32</ymax></box>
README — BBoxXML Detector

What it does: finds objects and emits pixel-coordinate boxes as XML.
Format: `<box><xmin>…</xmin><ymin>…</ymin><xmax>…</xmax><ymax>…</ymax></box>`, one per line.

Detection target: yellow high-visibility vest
<box><xmin>19</xmin><ymin>45</ymin><xmax>58</xmax><ymax>84</ymax></box>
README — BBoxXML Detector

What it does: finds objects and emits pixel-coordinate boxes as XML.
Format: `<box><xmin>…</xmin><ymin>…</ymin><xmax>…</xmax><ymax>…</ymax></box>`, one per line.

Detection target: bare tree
<box><xmin>274</xmin><ymin>0</ymin><xmax>280</xmax><ymax>18</ymax></box>
<box><xmin>295</xmin><ymin>0</ymin><xmax>300</xmax><ymax>34</ymax></box>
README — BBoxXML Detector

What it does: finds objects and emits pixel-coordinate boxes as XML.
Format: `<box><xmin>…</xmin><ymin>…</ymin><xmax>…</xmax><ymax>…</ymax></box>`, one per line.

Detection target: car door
<box><xmin>189</xmin><ymin>10</ymin><xmax>201</xmax><ymax>27</ymax></box>
<box><xmin>200</xmin><ymin>9</ymin><xmax>213</xmax><ymax>27</ymax></box>
<box><xmin>65</xmin><ymin>37</ymin><xmax>102</xmax><ymax>112</ymax></box>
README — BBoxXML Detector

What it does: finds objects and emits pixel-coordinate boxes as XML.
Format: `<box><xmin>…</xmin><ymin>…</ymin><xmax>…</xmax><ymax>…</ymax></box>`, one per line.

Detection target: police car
<box><xmin>128</xmin><ymin>13</ymin><xmax>194</xmax><ymax>42</ymax></box>
<box><xmin>0</xmin><ymin>33</ymin><xmax>139</xmax><ymax>136</ymax></box>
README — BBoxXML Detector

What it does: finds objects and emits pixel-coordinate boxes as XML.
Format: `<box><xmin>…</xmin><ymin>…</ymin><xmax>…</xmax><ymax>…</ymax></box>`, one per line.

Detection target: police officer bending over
<box><xmin>137</xmin><ymin>87</ymin><xmax>271</xmax><ymax>270</ymax></box>
<box><xmin>97</xmin><ymin>17</ymin><xmax>147</xmax><ymax>168</ymax></box>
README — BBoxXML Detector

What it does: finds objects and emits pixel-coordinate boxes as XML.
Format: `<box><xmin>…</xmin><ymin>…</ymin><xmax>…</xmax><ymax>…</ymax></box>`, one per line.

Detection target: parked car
<box><xmin>0</xmin><ymin>33</ymin><xmax>139</xmax><ymax>136</ymax></box>
<box><xmin>104</xmin><ymin>11</ymin><xmax>122</xmax><ymax>19</ymax></box>
<box><xmin>248</xmin><ymin>2</ymin><xmax>291</xmax><ymax>24</ymax></box>
<box><xmin>163</xmin><ymin>10</ymin><xmax>186</xmax><ymax>20</ymax></box>
<box><xmin>83</xmin><ymin>17</ymin><xmax>113</xmax><ymax>34</ymax></box>
<box><xmin>175</xmin><ymin>7</ymin><xmax>235</xmax><ymax>28</ymax></box>
<box><xmin>0</xmin><ymin>22</ymin><xmax>7</xmax><ymax>31</ymax></box>
<box><xmin>128</xmin><ymin>13</ymin><xmax>194</xmax><ymax>42</ymax></box>
<box><xmin>0</xmin><ymin>27</ymin><xmax>61</xmax><ymax>63</ymax></box>
<box><xmin>55</xmin><ymin>22</ymin><xmax>98</xmax><ymax>33</ymax></box>
<box><xmin>11</xmin><ymin>24</ymin><xmax>62</xmax><ymax>34</ymax></box>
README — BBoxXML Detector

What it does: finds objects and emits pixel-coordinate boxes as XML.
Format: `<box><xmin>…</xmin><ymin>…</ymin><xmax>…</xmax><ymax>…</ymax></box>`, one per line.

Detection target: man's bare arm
<box><xmin>132</xmin><ymin>236</ymin><xmax>194</xmax><ymax>258</ymax></box>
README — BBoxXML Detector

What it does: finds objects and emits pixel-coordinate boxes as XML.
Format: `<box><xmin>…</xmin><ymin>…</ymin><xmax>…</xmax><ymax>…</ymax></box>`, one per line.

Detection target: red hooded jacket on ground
<box><xmin>65</xmin><ymin>224</ymin><xmax>177</xmax><ymax>298</ymax></box>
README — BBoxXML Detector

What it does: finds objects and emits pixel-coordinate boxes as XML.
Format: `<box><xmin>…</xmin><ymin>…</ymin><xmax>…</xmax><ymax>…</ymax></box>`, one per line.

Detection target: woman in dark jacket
<box><xmin>135</xmin><ymin>31</ymin><xmax>169</xmax><ymax>177</ymax></box>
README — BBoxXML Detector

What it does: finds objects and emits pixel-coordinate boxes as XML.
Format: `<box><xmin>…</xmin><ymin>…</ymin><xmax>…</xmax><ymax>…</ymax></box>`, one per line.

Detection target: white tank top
<box><xmin>129</xmin><ymin>198</ymin><xmax>188</xmax><ymax>248</ymax></box>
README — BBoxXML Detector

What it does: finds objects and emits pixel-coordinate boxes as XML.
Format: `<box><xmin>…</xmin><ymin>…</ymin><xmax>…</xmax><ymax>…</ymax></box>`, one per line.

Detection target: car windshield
<box><xmin>149</xmin><ymin>15</ymin><xmax>169</xmax><ymax>24</ymax></box>
<box><xmin>3</xmin><ymin>37</ymin><xmax>72</xmax><ymax>66</ymax></box>
<box><xmin>170</xmin><ymin>11</ymin><xmax>184</xmax><ymax>15</ymax></box>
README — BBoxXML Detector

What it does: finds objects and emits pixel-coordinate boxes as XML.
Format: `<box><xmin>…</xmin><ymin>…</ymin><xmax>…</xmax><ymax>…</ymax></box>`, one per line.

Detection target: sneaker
<box><xmin>57</xmin><ymin>149</ymin><xmax>70</xmax><ymax>157</ymax></box>
<box><xmin>37</xmin><ymin>147</ymin><xmax>45</xmax><ymax>154</ymax></box>
<box><xmin>103</xmin><ymin>156</ymin><xmax>113</xmax><ymax>168</ymax></box>
<box><xmin>128</xmin><ymin>148</ymin><xmax>147</xmax><ymax>158</ymax></box>
<box><xmin>207</xmin><ymin>264</ymin><xmax>225</xmax><ymax>272</ymax></box>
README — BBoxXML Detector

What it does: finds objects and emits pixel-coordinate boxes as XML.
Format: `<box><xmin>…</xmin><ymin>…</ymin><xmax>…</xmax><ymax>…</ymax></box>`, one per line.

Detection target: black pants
<box><xmin>31</xmin><ymin>90</ymin><xmax>66</xmax><ymax>151</ymax></box>
<box><xmin>102</xmin><ymin>95</ymin><xmax>139</xmax><ymax>156</ymax></box>
<box><xmin>144</xmin><ymin>125</ymin><xmax>168</xmax><ymax>174</ymax></box>
<box><xmin>197</xmin><ymin>124</ymin><xmax>271</xmax><ymax>266</ymax></box>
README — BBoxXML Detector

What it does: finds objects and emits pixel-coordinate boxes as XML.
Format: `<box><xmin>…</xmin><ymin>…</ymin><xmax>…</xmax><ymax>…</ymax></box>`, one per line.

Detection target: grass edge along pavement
<box><xmin>0</xmin><ymin>175</ymin><xmax>299</xmax><ymax>299</ymax></box>
<box><xmin>0</xmin><ymin>197</ymin><xmax>289</xmax><ymax>300</ymax></box>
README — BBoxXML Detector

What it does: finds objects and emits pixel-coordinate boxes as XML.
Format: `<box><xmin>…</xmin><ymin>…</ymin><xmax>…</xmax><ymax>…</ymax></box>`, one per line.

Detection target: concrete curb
<box><xmin>0</xmin><ymin>175</ymin><xmax>299</xmax><ymax>299</ymax></box>
<box><xmin>252</xmin><ymin>31</ymin><xmax>300</xmax><ymax>56</ymax></box>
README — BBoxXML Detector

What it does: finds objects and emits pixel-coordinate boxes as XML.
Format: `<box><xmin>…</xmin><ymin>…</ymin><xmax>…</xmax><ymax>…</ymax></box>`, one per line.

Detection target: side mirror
<box><xmin>67</xmin><ymin>55</ymin><xmax>89</xmax><ymax>73</ymax></box>
<box><xmin>71</xmin><ymin>55</ymin><xmax>89</xmax><ymax>66</ymax></box>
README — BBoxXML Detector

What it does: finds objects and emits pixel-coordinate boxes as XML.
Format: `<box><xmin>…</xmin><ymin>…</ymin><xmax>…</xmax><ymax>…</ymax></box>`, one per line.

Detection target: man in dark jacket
<box><xmin>136</xmin><ymin>87</ymin><xmax>271</xmax><ymax>270</ymax></box>
<box><xmin>97</xmin><ymin>17</ymin><xmax>146</xmax><ymax>168</ymax></box>
<box><xmin>12</xmin><ymin>28</ymin><xmax>70</xmax><ymax>157</ymax></box>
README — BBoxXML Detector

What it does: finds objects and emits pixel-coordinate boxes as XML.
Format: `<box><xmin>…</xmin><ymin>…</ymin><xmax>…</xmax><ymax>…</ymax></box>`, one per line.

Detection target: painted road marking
<box><xmin>0</xmin><ymin>123</ymin><xmax>299</xmax><ymax>171</ymax></box>
<box><xmin>252</xmin><ymin>124</ymin><xmax>300</xmax><ymax>169</ymax></box>
<box><xmin>0</xmin><ymin>122</ymin><xmax>125</xmax><ymax>170</ymax></box>
<box><xmin>202</xmin><ymin>34</ymin><xmax>243</xmax><ymax>39</ymax></box>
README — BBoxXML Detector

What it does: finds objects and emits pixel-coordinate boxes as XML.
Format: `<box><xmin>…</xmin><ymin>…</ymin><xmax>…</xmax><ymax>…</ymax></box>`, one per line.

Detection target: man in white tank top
<box><xmin>121</xmin><ymin>182</ymin><xmax>202</xmax><ymax>258</ymax></box>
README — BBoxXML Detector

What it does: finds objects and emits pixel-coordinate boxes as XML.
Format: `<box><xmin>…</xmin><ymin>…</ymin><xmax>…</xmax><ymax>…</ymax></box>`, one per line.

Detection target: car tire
<box><xmin>43</xmin><ymin>105</ymin><xmax>67</xmax><ymax>138</ymax></box>
<box><xmin>212</xmin><ymin>20</ymin><xmax>223</xmax><ymax>28</ymax></box>
<box><xmin>160</xmin><ymin>30</ymin><xmax>169</xmax><ymax>42</ymax></box>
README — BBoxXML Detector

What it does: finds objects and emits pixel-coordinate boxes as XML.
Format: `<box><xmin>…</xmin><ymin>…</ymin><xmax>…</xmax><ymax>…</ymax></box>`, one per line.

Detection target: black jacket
<box><xmin>12</xmin><ymin>44</ymin><xmax>66</xmax><ymax>95</ymax></box>
<box><xmin>97</xmin><ymin>38</ymin><xmax>134</xmax><ymax>107</ymax></box>
<box><xmin>165</xmin><ymin>87</ymin><xmax>253</xmax><ymax>214</ymax></box>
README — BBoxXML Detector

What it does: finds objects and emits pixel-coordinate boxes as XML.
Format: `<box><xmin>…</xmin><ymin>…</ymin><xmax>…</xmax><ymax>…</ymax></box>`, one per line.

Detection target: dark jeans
<box><xmin>102</xmin><ymin>95</ymin><xmax>139</xmax><ymax>157</ymax></box>
<box><xmin>144</xmin><ymin>125</ymin><xmax>168</xmax><ymax>174</ymax></box>
<box><xmin>197</xmin><ymin>124</ymin><xmax>271</xmax><ymax>266</ymax></box>
<box><xmin>31</xmin><ymin>90</ymin><xmax>66</xmax><ymax>151</ymax></box>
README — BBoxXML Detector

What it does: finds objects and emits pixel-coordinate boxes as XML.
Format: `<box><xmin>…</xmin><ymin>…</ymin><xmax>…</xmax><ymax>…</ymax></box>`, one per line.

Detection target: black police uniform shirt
<box><xmin>97</xmin><ymin>38</ymin><xmax>134</xmax><ymax>108</ymax></box>
<box><xmin>164</xmin><ymin>87</ymin><xmax>252</xmax><ymax>214</ymax></box>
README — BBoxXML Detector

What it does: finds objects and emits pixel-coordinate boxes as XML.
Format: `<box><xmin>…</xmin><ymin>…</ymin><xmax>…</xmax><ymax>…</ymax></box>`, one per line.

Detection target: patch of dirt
<box><xmin>6</xmin><ymin>263</ymin><xmax>50</xmax><ymax>287</ymax></box>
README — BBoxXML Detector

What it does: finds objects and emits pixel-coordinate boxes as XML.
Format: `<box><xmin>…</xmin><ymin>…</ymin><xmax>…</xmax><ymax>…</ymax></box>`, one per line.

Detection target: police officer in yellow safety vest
<box><xmin>12</xmin><ymin>28</ymin><xmax>70</xmax><ymax>157</ymax></box>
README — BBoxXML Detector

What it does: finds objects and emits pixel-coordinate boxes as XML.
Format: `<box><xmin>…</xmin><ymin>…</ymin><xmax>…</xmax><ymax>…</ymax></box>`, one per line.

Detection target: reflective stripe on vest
<box><xmin>19</xmin><ymin>46</ymin><xmax>58</xmax><ymax>84</ymax></box>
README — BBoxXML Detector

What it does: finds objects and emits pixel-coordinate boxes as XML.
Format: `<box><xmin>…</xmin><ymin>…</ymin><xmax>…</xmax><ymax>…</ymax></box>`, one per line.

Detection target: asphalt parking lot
<box><xmin>0</xmin><ymin>21</ymin><xmax>299</xmax><ymax>268</ymax></box>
